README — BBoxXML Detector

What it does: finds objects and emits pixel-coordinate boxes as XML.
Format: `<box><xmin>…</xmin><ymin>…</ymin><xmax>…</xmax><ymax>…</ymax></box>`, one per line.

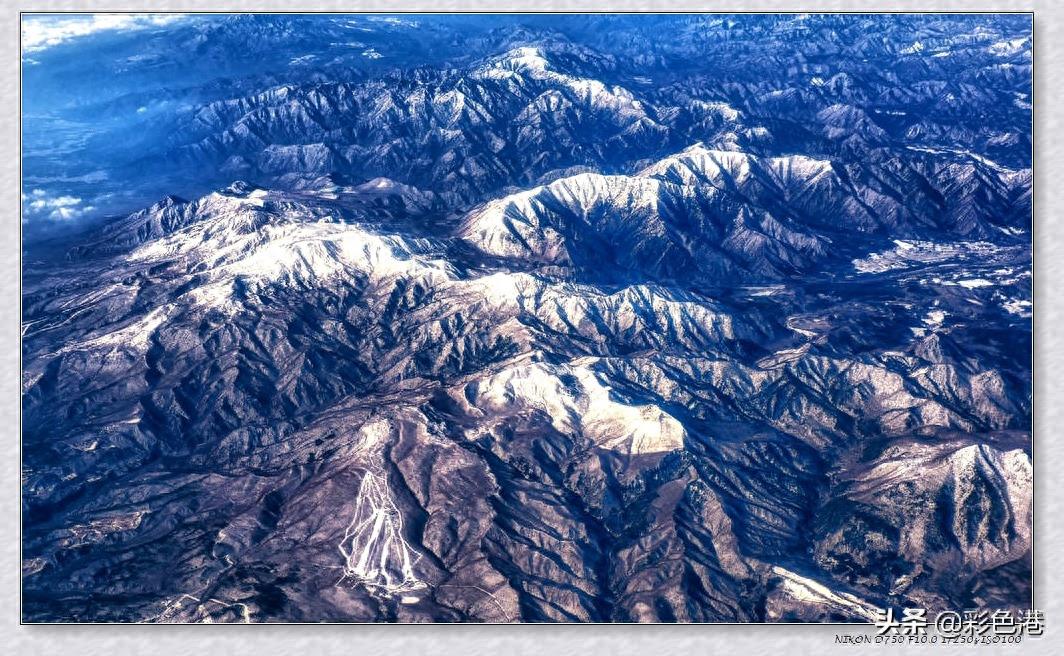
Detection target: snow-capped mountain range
<box><xmin>21</xmin><ymin>14</ymin><xmax>1031</xmax><ymax>623</ymax></box>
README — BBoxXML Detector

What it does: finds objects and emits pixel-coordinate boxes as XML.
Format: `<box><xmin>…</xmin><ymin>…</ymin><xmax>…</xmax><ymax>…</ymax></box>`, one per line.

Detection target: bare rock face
<box><xmin>21</xmin><ymin>14</ymin><xmax>1030</xmax><ymax>623</ymax></box>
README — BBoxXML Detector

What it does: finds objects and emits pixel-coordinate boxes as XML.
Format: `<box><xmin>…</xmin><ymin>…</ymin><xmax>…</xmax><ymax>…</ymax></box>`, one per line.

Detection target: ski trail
<box><xmin>337</xmin><ymin>470</ymin><xmax>427</xmax><ymax>597</ymax></box>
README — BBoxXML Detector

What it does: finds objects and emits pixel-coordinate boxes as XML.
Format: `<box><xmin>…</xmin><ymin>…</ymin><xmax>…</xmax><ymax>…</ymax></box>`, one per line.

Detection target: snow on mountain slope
<box><xmin>455</xmin><ymin>359</ymin><xmax>686</xmax><ymax>458</ymax></box>
<box><xmin>474</xmin><ymin>46</ymin><xmax>653</xmax><ymax>125</ymax></box>
<box><xmin>458</xmin><ymin>148</ymin><xmax>838</xmax><ymax>282</ymax></box>
<box><xmin>125</xmin><ymin>190</ymin><xmax>454</xmax><ymax>297</ymax></box>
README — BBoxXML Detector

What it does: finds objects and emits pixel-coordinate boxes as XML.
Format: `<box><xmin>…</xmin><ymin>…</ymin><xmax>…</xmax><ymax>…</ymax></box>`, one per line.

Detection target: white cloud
<box><xmin>22</xmin><ymin>189</ymin><xmax>94</xmax><ymax>221</ymax></box>
<box><xmin>21</xmin><ymin>13</ymin><xmax>186</xmax><ymax>55</ymax></box>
